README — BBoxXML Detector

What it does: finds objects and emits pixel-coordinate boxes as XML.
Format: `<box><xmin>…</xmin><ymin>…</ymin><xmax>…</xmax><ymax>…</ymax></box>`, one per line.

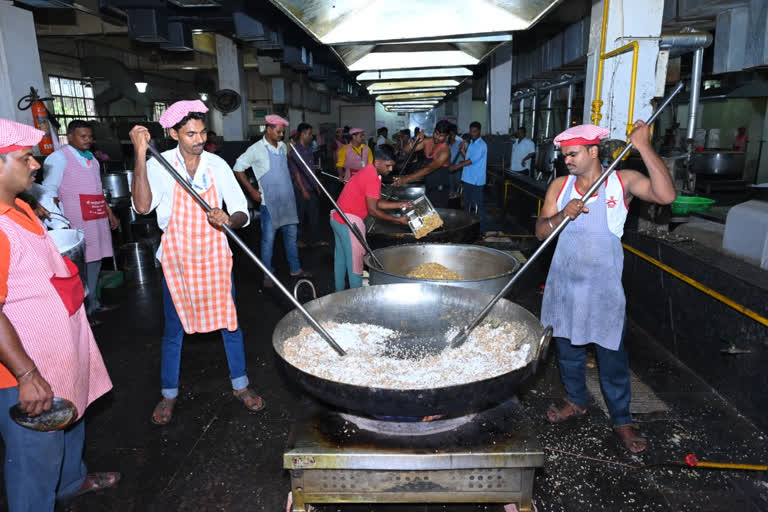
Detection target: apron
<box><xmin>423</xmin><ymin>141</ymin><xmax>450</xmax><ymax>208</ymax></box>
<box><xmin>540</xmin><ymin>175</ymin><xmax>626</xmax><ymax>350</ymax></box>
<box><xmin>160</xmin><ymin>165</ymin><xmax>238</xmax><ymax>334</ymax></box>
<box><xmin>261</xmin><ymin>143</ymin><xmax>299</xmax><ymax>229</ymax></box>
<box><xmin>57</xmin><ymin>146</ymin><xmax>113</xmax><ymax>263</ymax></box>
<box><xmin>331</xmin><ymin>211</ymin><xmax>367</xmax><ymax>274</ymax></box>
<box><xmin>342</xmin><ymin>144</ymin><xmax>369</xmax><ymax>182</ymax></box>
<box><xmin>0</xmin><ymin>213</ymin><xmax>111</xmax><ymax>420</ymax></box>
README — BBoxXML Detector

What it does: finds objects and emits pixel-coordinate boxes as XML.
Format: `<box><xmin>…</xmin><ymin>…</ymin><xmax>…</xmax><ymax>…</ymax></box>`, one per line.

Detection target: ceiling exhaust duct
<box><xmin>127</xmin><ymin>8</ymin><xmax>169</xmax><ymax>43</ymax></box>
<box><xmin>160</xmin><ymin>22</ymin><xmax>194</xmax><ymax>51</ymax></box>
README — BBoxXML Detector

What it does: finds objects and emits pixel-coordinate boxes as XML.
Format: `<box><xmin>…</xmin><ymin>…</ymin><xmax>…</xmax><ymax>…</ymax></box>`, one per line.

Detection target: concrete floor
<box><xmin>3</xmin><ymin>207</ymin><xmax>768</xmax><ymax>511</ymax></box>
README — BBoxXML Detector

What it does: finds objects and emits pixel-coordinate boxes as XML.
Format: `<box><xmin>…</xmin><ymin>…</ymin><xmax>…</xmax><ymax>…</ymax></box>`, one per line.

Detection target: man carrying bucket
<box><xmin>0</xmin><ymin>118</ymin><xmax>118</xmax><ymax>509</ymax></box>
<box><xmin>537</xmin><ymin>123</ymin><xmax>676</xmax><ymax>454</ymax></box>
<box><xmin>129</xmin><ymin>101</ymin><xmax>265</xmax><ymax>425</ymax></box>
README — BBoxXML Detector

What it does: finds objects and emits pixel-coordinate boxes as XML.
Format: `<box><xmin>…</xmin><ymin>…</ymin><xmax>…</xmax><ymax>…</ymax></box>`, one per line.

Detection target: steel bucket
<box><xmin>47</xmin><ymin>229</ymin><xmax>88</xmax><ymax>295</ymax></box>
<box><xmin>365</xmin><ymin>244</ymin><xmax>521</xmax><ymax>296</ymax></box>
<box><xmin>273</xmin><ymin>283</ymin><xmax>551</xmax><ymax>417</ymax></box>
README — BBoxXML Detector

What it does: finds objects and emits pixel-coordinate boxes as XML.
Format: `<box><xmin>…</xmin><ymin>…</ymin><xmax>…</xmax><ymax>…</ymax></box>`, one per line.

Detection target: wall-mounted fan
<box><xmin>212</xmin><ymin>89</ymin><xmax>242</xmax><ymax>114</ymax></box>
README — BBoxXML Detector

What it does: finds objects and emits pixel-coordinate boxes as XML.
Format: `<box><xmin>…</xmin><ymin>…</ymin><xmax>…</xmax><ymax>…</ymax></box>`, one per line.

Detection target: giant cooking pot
<box><xmin>381</xmin><ymin>184</ymin><xmax>425</xmax><ymax>201</ymax></box>
<box><xmin>48</xmin><ymin>228</ymin><xmax>88</xmax><ymax>295</ymax></box>
<box><xmin>367</xmin><ymin>208</ymin><xmax>480</xmax><ymax>247</ymax></box>
<box><xmin>365</xmin><ymin>244</ymin><xmax>521</xmax><ymax>296</ymax></box>
<box><xmin>691</xmin><ymin>151</ymin><xmax>745</xmax><ymax>176</ymax></box>
<box><xmin>273</xmin><ymin>283</ymin><xmax>551</xmax><ymax>417</ymax></box>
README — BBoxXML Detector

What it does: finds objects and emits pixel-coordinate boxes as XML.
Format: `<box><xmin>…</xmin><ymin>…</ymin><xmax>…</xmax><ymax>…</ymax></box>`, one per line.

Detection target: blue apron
<box><xmin>540</xmin><ymin>176</ymin><xmax>626</xmax><ymax>350</ymax></box>
<box><xmin>261</xmin><ymin>144</ymin><xmax>299</xmax><ymax>229</ymax></box>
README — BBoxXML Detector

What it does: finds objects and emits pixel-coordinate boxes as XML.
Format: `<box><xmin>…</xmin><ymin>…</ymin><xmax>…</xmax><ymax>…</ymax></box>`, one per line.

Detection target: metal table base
<box><xmin>284</xmin><ymin>399</ymin><xmax>543</xmax><ymax>511</ymax></box>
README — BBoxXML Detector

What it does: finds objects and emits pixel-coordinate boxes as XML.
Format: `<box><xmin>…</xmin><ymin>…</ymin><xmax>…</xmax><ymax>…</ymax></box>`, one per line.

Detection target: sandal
<box><xmin>290</xmin><ymin>269</ymin><xmax>313</xmax><ymax>279</ymax></box>
<box><xmin>312</xmin><ymin>240</ymin><xmax>329</xmax><ymax>247</ymax></box>
<box><xmin>546</xmin><ymin>399</ymin><xmax>588</xmax><ymax>424</ymax></box>
<box><xmin>614</xmin><ymin>424</ymin><xmax>648</xmax><ymax>454</ymax></box>
<box><xmin>233</xmin><ymin>388</ymin><xmax>266</xmax><ymax>412</ymax></box>
<box><xmin>151</xmin><ymin>398</ymin><xmax>176</xmax><ymax>425</ymax></box>
<box><xmin>71</xmin><ymin>472</ymin><xmax>121</xmax><ymax>498</ymax></box>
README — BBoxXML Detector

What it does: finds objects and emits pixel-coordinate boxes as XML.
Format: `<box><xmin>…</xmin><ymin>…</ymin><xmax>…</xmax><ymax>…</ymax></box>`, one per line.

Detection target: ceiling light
<box><xmin>182</xmin><ymin>66</ymin><xmax>199</xmax><ymax>70</ymax></box>
<box><xmin>371</xmin><ymin>87</ymin><xmax>455</xmax><ymax>95</ymax></box>
<box><xmin>357</xmin><ymin>68</ymin><xmax>472</xmax><ymax>81</ymax></box>
<box><xmin>368</xmin><ymin>80</ymin><xmax>459</xmax><ymax>91</ymax></box>
<box><xmin>376</xmin><ymin>92</ymin><xmax>446</xmax><ymax>101</ymax></box>
<box><xmin>135</xmin><ymin>81</ymin><xmax>148</xmax><ymax>93</ymax></box>
<box><xmin>349</xmin><ymin>51</ymin><xmax>478</xmax><ymax>71</ymax></box>
<box><xmin>199</xmin><ymin>92</ymin><xmax>208</xmax><ymax>101</ymax></box>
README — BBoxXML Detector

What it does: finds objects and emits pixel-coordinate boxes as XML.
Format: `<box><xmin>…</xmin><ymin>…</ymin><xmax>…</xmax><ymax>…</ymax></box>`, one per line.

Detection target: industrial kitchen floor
<box><xmin>3</xmin><ymin>219</ymin><xmax>768</xmax><ymax>512</ymax></box>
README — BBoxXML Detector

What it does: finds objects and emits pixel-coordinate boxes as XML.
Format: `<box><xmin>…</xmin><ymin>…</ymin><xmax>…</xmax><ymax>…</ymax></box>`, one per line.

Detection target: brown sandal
<box><xmin>614</xmin><ymin>424</ymin><xmax>648</xmax><ymax>454</ymax></box>
<box><xmin>151</xmin><ymin>398</ymin><xmax>176</xmax><ymax>425</ymax></box>
<box><xmin>71</xmin><ymin>472</ymin><xmax>121</xmax><ymax>498</ymax></box>
<box><xmin>233</xmin><ymin>388</ymin><xmax>266</xmax><ymax>412</ymax></box>
<box><xmin>546</xmin><ymin>399</ymin><xmax>588</xmax><ymax>424</ymax></box>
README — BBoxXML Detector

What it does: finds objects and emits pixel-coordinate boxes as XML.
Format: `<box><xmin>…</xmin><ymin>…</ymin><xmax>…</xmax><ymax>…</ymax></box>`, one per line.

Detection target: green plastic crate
<box><xmin>670</xmin><ymin>196</ymin><xmax>715</xmax><ymax>215</ymax></box>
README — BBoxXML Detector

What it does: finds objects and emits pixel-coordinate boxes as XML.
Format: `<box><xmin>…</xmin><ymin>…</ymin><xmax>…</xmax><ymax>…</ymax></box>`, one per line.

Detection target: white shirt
<box><xmin>135</xmin><ymin>148</ymin><xmax>249</xmax><ymax>260</ymax></box>
<box><xmin>557</xmin><ymin>173</ymin><xmax>629</xmax><ymax>238</ymax></box>
<box><xmin>232</xmin><ymin>138</ymin><xmax>287</xmax><ymax>208</ymax></box>
<box><xmin>376</xmin><ymin>135</ymin><xmax>387</xmax><ymax>146</ymax></box>
<box><xmin>509</xmin><ymin>137</ymin><xmax>536</xmax><ymax>171</ymax></box>
<box><xmin>41</xmin><ymin>145</ymin><xmax>92</xmax><ymax>198</ymax></box>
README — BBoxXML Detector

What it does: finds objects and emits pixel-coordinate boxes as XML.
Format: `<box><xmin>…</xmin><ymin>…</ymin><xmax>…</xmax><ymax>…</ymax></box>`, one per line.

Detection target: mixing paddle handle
<box><xmin>145</xmin><ymin>144</ymin><xmax>347</xmax><ymax>357</ymax></box>
<box><xmin>449</xmin><ymin>81</ymin><xmax>686</xmax><ymax>348</ymax></box>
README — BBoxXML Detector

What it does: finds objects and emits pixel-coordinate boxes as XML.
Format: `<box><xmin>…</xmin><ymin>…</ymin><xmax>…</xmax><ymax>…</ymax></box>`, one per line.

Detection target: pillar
<box><xmin>215</xmin><ymin>34</ymin><xmax>248</xmax><ymax>140</ymax></box>
<box><xmin>488</xmin><ymin>42</ymin><xmax>512</xmax><ymax>135</ymax></box>
<box><xmin>583</xmin><ymin>0</ymin><xmax>664</xmax><ymax>139</ymax></box>
<box><xmin>0</xmin><ymin>2</ymin><xmax>46</xmax><ymax>123</ymax></box>
<box><xmin>456</xmin><ymin>84</ymin><xmax>473</xmax><ymax>134</ymax></box>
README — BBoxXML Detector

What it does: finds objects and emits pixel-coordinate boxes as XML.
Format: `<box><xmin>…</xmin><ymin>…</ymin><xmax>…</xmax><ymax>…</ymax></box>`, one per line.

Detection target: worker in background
<box><xmin>536</xmin><ymin>123</ymin><xmax>676</xmax><ymax>454</ymax></box>
<box><xmin>288</xmin><ymin>122</ymin><xmax>328</xmax><ymax>248</ymax></box>
<box><xmin>0</xmin><ymin>118</ymin><xmax>119</xmax><ymax>509</ymax></box>
<box><xmin>331</xmin><ymin>145</ymin><xmax>411</xmax><ymax>291</ymax></box>
<box><xmin>447</xmin><ymin>124</ymin><xmax>464</xmax><ymax>200</ymax></box>
<box><xmin>393</xmin><ymin>120</ymin><xmax>453</xmax><ymax>208</ymax></box>
<box><xmin>332</xmin><ymin>127</ymin><xmax>345</xmax><ymax>166</ymax></box>
<box><xmin>336</xmin><ymin>128</ymin><xmax>372</xmax><ymax>182</ymax></box>
<box><xmin>450</xmin><ymin>121</ymin><xmax>488</xmax><ymax>234</ymax></box>
<box><xmin>203</xmin><ymin>130</ymin><xmax>219</xmax><ymax>154</ymax></box>
<box><xmin>130</xmin><ymin>100</ymin><xmax>266</xmax><ymax>425</ymax></box>
<box><xmin>234</xmin><ymin>114</ymin><xmax>311</xmax><ymax>289</ymax></box>
<box><xmin>732</xmin><ymin>126</ymin><xmax>748</xmax><ymax>152</ymax></box>
<box><xmin>509</xmin><ymin>126</ymin><xmax>536</xmax><ymax>174</ymax></box>
<box><xmin>376</xmin><ymin>127</ymin><xmax>390</xmax><ymax>147</ymax></box>
<box><xmin>42</xmin><ymin>120</ymin><xmax>119</xmax><ymax>324</ymax></box>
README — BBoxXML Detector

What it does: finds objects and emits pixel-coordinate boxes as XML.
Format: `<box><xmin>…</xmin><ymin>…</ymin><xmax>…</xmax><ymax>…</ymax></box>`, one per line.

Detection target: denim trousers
<box><xmin>0</xmin><ymin>386</ymin><xmax>87</xmax><ymax>511</ymax></box>
<box><xmin>295</xmin><ymin>190</ymin><xmax>320</xmax><ymax>244</ymax></box>
<box><xmin>260</xmin><ymin>205</ymin><xmax>301</xmax><ymax>274</ymax></box>
<box><xmin>553</xmin><ymin>321</ymin><xmax>632</xmax><ymax>425</ymax></box>
<box><xmin>462</xmin><ymin>183</ymin><xmax>487</xmax><ymax>233</ymax></box>
<box><xmin>160</xmin><ymin>276</ymin><xmax>248</xmax><ymax>398</ymax></box>
<box><xmin>330</xmin><ymin>217</ymin><xmax>362</xmax><ymax>291</ymax></box>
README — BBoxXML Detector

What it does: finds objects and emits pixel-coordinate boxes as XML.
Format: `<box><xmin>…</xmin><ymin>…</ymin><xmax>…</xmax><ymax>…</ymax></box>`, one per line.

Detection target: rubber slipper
<box><xmin>151</xmin><ymin>398</ymin><xmax>176</xmax><ymax>425</ymax></box>
<box><xmin>71</xmin><ymin>472</ymin><xmax>121</xmax><ymax>498</ymax></box>
<box><xmin>546</xmin><ymin>399</ymin><xmax>588</xmax><ymax>424</ymax></box>
<box><xmin>290</xmin><ymin>270</ymin><xmax>313</xmax><ymax>279</ymax></box>
<box><xmin>233</xmin><ymin>388</ymin><xmax>266</xmax><ymax>412</ymax></box>
<box><xmin>614</xmin><ymin>424</ymin><xmax>648</xmax><ymax>454</ymax></box>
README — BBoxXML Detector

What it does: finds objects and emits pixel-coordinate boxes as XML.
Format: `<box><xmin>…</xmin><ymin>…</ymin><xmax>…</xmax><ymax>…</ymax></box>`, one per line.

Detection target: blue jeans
<box><xmin>295</xmin><ymin>190</ymin><xmax>320</xmax><ymax>244</ymax></box>
<box><xmin>160</xmin><ymin>276</ymin><xmax>248</xmax><ymax>398</ymax></box>
<box><xmin>462</xmin><ymin>182</ymin><xmax>487</xmax><ymax>233</ymax></box>
<box><xmin>260</xmin><ymin>205</ymin><xmax>301</xmax><ymax>274</ymax></box>
<box><xmin>554</xmin><ymin>322</ymin><xmax>631</xmax><ymax>425</ymax></box>
<box><xmin>0</xmin><ymin>387</ymin><xmax>87</xmax><ymax>511</ymax></box>
<box><xmin>330</xmin><ymin>217</ymin><xmax>363</xmax><ymax>291</ymax></box>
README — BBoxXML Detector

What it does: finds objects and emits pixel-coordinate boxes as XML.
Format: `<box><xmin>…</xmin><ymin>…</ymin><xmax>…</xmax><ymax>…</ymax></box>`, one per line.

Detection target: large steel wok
<box><xmin>365</xmin><ymin>244</ymin><xmax>521</xmax><ymax>296</ymax></box>
<box><xmin>273</xmin><ymin>283</ymin><xmax>551</xmax><ymax>417</ymax></box>
<box><xmin>367</xmin><ymin>208</ymin><xmax>480</xmax><ymax>247</ymax></box>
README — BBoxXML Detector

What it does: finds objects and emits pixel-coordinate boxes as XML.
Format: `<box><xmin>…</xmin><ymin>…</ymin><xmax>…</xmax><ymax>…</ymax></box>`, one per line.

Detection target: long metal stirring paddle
<box><xmin>145</xmin><ymin>143</ymin><xmax>347</xmax><ymax>356</ymax></box>
<box><xmin>449</xmin><ymin>81</ymin><xmax>686</xmax><ymax>348</ymax></box>
<box><xmin>289</xmin><ymin>143</ymin><xmax>385</xmax><ymax>269</ymax></box>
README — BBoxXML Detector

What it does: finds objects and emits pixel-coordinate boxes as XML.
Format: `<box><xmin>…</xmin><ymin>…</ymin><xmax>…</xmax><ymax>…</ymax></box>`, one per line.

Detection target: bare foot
<box><xmin>614</xmin><ymin>424</ymin><xmax>648</xmax><ymax>454</ymax></box>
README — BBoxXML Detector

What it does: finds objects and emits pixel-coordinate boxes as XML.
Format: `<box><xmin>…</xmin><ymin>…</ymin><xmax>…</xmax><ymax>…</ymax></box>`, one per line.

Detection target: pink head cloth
<box><xmin>0</xmin><ymin>118</ymin><xmax>44</xmax><ymax>154</ymax></box>
<box><xmin>553</xmin><ymin>124</ymin><xmax>610</xmax><ymax>147</ymax></box>
<box><xmin>159</xmin><ymin>100</ymin><xmax>208</xmax><ymax>129</ymax></box>
<box><xmin>349</xmin><ymin>128</ymin><xmax>364</xmax><ymax>135</ymax></box>
<box><xmin>265</xmin><ymin>114</ymin><xmax>289</xmax><ymax>126</ymax></box>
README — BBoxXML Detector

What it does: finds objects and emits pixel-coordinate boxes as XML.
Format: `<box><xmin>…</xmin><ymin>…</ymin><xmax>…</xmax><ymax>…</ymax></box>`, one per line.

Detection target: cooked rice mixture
<box><xmin>413</xmin><ymin>213</ymin><xmax>443</xmax><ymax>239</ymax></box>
<box><xmin>406</xmin><ymin>262</ymin><xmax>463</xmax><ymax>280</ymax></box>
<box><xmin>282</xmin><ymin>321</ymin><xmax>532</xmax><ymax>389</ymax></box>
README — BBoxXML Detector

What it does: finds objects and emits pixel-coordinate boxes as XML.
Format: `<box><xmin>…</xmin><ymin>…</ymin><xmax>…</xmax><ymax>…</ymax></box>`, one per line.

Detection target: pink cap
<box><xmin>0</xmin><ymin>118</ymin><xmax>44</xmax><ymax>154</ymax></box>
<box><xmin>265</xmin><ymin>114</ymin><xmax>289</xmax><ymax>126</ymax></box>
<box><xmin>159</xmin><ymin>100</ymin><xmax>208</xmax><ymax>129</ymax></box>
<box><xmin>349</xmin><ymin>128</ymin><xmax>364</xmax><ymax>135</ymax></box>
<box><xmin>553</xmin><ymin>124</ymin><xmax>610</xmax><ymax>147</ymax></box>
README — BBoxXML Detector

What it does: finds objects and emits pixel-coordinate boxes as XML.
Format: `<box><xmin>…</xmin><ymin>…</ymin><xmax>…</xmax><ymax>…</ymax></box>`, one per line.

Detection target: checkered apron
<box><xmin>160</xmin><ymin>174</ymin><xmax>237</xmax><ymax>334</ymax></box>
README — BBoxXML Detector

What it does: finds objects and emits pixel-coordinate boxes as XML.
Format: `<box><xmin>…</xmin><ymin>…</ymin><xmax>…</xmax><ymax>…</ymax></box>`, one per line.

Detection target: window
<box><xmin>48</xmin><ymin>75</ymin><xmax>97</xmax><ymax>144</ymax></box>
<box><xmin>153</xmin><ymin>102</ymin><xmax>168</xmax><ymax>122</ymax></box>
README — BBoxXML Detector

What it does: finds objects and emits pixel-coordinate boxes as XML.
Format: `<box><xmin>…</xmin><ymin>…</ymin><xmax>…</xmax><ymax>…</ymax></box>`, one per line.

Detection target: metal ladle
<box><xmin>449</xmin><ymin>81</ymin><xmax>686</xmax><ymax>348</ymax></box>
<box><xmin>145</xmin><ymin>144</ymin><xmax>347</xmax><ymax>357</ymax></box>
<box><xmin>289</xmin><ymin>143</ymin><xmax>385</xmax><ymax>270</ymax></box>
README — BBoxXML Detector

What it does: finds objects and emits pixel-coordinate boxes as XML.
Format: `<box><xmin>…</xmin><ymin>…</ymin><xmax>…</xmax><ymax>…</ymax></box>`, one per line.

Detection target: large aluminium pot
<box><xmin>381</xmin><ymin>184</ymin><xmax>425</xmax><ymax>201</ymax></box>
<box><xmin>690</xmin><ymin>150</ymin><xmax>745</xmax><ymax>176</ymax></box>
<box><xmin>367</xmin><ymin>208</ymin><xmax>480</xmax><ymax>247</ymax></box>
<box><xmin>101</xmin><ymin>171</ymin><xmax>130</xmax><ymax>200</ymax></box>
<box><xmin>47</xmin><ymin>228</ymin><xmax>88</xmax><ymax>295</ymax></box>
<box><xmin>273</xmin><ymin>283</ymin><xmax>551</xmax><ymax>417</ymax></box>
<box><xmin>365</xmin><ymin>244</ymin><xmax>521</xmax><ymax>295</ymax></box>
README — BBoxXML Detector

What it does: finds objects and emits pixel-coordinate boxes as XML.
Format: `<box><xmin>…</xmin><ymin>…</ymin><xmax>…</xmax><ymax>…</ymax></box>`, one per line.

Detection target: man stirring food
<box><xmin>393</xmin><ymin>120</ymin><xmax>453</xmax><ymax>208</ymax></box>
<box><xmin>129</xmin><ymin>100</ymin><xmax>265</xmax><ymax>425</ymax></box>
<box><xmin>331</xmin><ymin>145</ymin><xmax>411</xmax><ymax>291</ymax></box>
<box><xmin>537</xmin><ymin>123</ymin><xmax>676</xmax><ymax>454</ymax></box>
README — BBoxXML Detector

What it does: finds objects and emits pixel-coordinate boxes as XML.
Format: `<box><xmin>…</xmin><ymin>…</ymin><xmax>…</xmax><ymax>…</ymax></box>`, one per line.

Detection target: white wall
<box><xmin>374</xmin><ymin>102</ymin><xmax>408</xmax><ymax>139</ymax></box>
<box><xmin>471</xmin><ymin>101</ymin><xmax>488</xmax><ymax>131</ymax></box>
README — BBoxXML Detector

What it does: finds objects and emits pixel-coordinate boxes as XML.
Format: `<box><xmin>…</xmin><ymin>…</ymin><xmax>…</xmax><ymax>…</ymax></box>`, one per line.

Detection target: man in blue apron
<box><xmin>537</xmin><ymin>122</ymin><xmax>676</xmax><ymax>454</ymax></box>
<box><xmin>234</xmin><ymin>115</ymin><xmax>310</xmax><ymax>288</ymax></box>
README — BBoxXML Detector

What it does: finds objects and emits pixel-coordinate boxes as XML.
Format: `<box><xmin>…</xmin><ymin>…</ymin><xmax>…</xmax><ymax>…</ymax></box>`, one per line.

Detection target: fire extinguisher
<box><xmin>17</xmin><ymin>87</ymin><xmax>56</xmax><ymax>155</ymax></box>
